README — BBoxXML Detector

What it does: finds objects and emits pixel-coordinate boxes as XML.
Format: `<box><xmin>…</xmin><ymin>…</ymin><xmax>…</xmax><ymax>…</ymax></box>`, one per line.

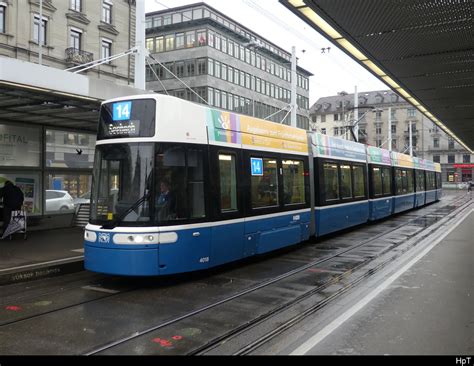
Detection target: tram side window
<box><xmin>219</xmin><ymin>153</ymin><xmax>237</xmax><ymax>212</ymax></box>
<box><xmin>282</xmin><ymin>159</ymin><xmax>305</xmax><ymax>205</ymax></box>
<box><xmin>155</xmin><ymin>146</ymin><xmax>186</xmax><ymax>221</ymax></box>
<box><xmin>427</xmin><ymin>171</ymin><xmax>436</xmax><ymax>190</ymax></box>
<box><xmin>353</xmin><ymin>165</ymin><xmax>365</xmax><ymax>198</ymax></box>
<box><xmin>436</xmin><ymin>172</ymin><xmax>442</xmax><ymax>189</ymax></box>
<box><xmin>372</xmin><ymin>167</ymin><xmax>383</xmax><ymax>196</ymax></box>
<box><xmin>323</xmin><ymin>163</ymin><xmax>339</xmax><ymax>202</ymax></box>
<box><xmin>395</xmin><ymin>169</ymin><xmax>404</xmax><ymax>195</ymax></box>
<box><xmin>406</xmin><ymin>170</ymin><xmax>414</xmax><ymax>193</ymax></box>
<box><xmin>340</xmin><ymin>165</ymin><xmax>352</xmax><ymax>199</ymax></box>
<box><xmin>382</xmin><ymin>167</ymin><xmax>392</xmax><ymax>195</ymax></box>
<box><xmin>188</xmin><ymin>148</ymin><xmax>205</xmax><ymax>218</ymax></box>
<box><xmin>251</xmin><ymin>158</ymin><xmax>278</xmax><ymax>208</ymax></box>
<box><xmin>416</xmin><ymin>170</ymin><xmax>425</xmax><ymax>192</ymax></box>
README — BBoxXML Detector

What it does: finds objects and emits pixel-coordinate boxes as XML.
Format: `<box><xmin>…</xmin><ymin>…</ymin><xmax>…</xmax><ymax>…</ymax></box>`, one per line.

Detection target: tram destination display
<box><xmin>98</xmin><ymin>99</ymin><xmax>156</xmax><ymax>139</ymax></box>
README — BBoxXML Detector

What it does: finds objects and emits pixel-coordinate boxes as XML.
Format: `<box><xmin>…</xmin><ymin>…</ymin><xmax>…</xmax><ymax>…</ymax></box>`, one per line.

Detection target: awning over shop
<box><xmin>0</xmin><ymin>58</ymin><xmax>149</xmax><ymax>132</ymax></box>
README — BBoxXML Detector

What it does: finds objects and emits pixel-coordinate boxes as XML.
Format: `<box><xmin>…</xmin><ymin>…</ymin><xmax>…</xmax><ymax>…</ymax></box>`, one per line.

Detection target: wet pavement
<box><xmin>0</xmin><ymin>227</ymin><xmax>84</xmax><ymax>285</ymax></box>
<box><xmin>255</xmin><ymin>206</ymin><xmax>473</xmax><ymax>355</ymax></box>
<box><xmin>0</xmin><ymin>190</ymin><xmax>471</xmax><ymax>355</ymax></box>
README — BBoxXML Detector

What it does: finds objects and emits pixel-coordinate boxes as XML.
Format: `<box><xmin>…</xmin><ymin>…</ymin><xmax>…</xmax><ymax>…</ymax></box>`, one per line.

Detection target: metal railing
<box><xmin>65</xmin><ymin>48</ymin><xmax>94</xmax><ymax>65</ymax></box>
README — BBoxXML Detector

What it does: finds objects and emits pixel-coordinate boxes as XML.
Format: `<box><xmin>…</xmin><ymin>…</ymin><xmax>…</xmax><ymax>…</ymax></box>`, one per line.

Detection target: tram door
<box><xmin>210</xmin><ymin>151</ymin><xmax>245</xmax><ymax>266</ymax></box>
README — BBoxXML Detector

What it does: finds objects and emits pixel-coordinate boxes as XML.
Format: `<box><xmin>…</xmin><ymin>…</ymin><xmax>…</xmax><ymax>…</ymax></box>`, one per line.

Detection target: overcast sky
<box><xmin>145</xmin><ymin>0</ymin><xmax>388</xmax><ymax>106</ymax></box>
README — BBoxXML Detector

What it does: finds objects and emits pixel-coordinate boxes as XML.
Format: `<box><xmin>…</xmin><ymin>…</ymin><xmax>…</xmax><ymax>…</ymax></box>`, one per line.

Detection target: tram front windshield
<box><xmin>91</xmin><ymin>143</ymin><xmax>154</xmax><ymax>226</ymax></box>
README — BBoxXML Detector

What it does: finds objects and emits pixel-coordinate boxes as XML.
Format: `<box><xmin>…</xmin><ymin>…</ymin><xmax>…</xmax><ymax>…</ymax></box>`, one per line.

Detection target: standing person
<box><xmin>0</xmin><ymin>181</ymin><xmax>24</xmax><ymax>237</ymax></box>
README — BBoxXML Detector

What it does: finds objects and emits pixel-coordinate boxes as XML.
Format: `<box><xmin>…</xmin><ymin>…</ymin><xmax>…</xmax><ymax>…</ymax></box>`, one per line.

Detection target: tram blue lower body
<box><xmin>84</xmin><ymin>245</ymin><xmax>160</xmax><ymax>276</ymax></box>
<box><xmin>425</xmin><ymin>190</ymin><xmax>437</xmax><ymax>204</ymax></box>
<box><xmin>84</xmin><ymin>211</ymin><xmax>311</xmax><ymax>276</ymax></box>
<box><xmin>368</xmin><ymin>198</ymin><xmax>393</xmax><ymax>221</ymax></box>
<box><xmin>436</xmin><ymin>189</ymin><xmax>442</xmax><ymax>201</ymax></box>
<box><xmin>393</xmin><ymin>194</ymin><xmax>415</xmax><ymax>214</ymax></box>
<box><xmin>415</xmin><ymin>192</ymin><xmax>426</xmax><ymax>207</ymax></box>
<box><xmin>315</xmin><ymin>201</ymin><xmax>369</xmax><ymax>236</ymax></box>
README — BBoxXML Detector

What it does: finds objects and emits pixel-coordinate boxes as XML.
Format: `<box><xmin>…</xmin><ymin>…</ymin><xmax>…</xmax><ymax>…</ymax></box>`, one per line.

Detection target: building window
<box><xmin>407</xmin><ymin>107</ymin><xmax>416</xmax><ymax>118</ymax></box>
<box><xmin>334</xmin><ymin>113</ymin><xmax>339</xmax><ymax>121</ymax></box>
<box><xmin>70</xmin><ymin>29</ymin><xmax>82</xmax><ymax>50</ymax></box>
<box><xmin>463</xmin><ymin>154</ymin><xmax>471</xmax><ymax>163</ymax></box>
<box><xmin>391</xmin><ymin>139</ymin><xmax>397</xmax><ymax>150</ymax></box>
<box><xmin>197</xmin><ymin>58</ymin><xmax>206</xmax><ymax>75</ymax></box>
<box><xmin>376</xmin><ymin>126</ymin><xmax>382</xmax><ymax>135</ymax></box>
<box><xmin>33</xmin><ymin>15</ymin><xmax>47</xmax><ymax>45</ymax></box>
<box><xmin>391</xmin><ymin>124</ymin><xmax>396</xmax><ymax>134</ymax></box>
<box><xmin>321</xmin><ymin>115</ymin><xmax>326</xmax><ymax>123</ymax></box>
<box><xmin>101</xmin><ymin>39</ymin><xmax>112</xmax><ymax>61</ymax></box>
<box><xmin>433</xmin><ymin>138</ymin><xmax>439</xmax><ymax>148</ymax></box>
<box><xmin>175</xmin><ymin>33</ymin><xmax>184</xmax><ymax>49</ymax></box>
<box><xmin>448</xmin><ymin>139</ymin><xmax>455</xmax><ymax>150</ymax></box>
<box><xmin>70</xmin><ymin>0</ymin><xmax>81</xmax><ymax>12</ymax></box>
<box><xmin>447</xmin><ymin>155</ymin><xmax>455</xmax><ymax>164</ymax></box>
<box><xmin>433</xmin><ymin>155</ymin><xmax>440</xmax><ymax>163</ymax></box>
<box><xmin>146</xmin><ymin>38</ymin><xmax>154</xmax><ymax>52</ymax></box>
<box><xmin>0</xmin><ymin>5</ymin><xmax>6</xmax><ymax>33</ymax></box>
<box><xmin>102</xmin><ymin>1</ymin><xmax>112</xmax><ymax>24</ymax></box>
<box><xmin>155</xmin><ymin>36</ymin><xmax>164</xmax><ymax>52</ymax></box>
<box><xmin>390</xmin><ymin>108</ymin><xmax>396</xmax><ymax>120</ymax></box>
<box><xmin>197</xmin><ymin>29</ymin><xmax>206</xmax><ymax>46</ymax></box>
<box><xmin>321</xmin><ymin>128</ymin><xmax>326</xmax><ymax>135</ymax></box>
<box><xmin>165</xmin><ymin>34</ymin><xmax>174</xmax><ymax>51</ymax></box>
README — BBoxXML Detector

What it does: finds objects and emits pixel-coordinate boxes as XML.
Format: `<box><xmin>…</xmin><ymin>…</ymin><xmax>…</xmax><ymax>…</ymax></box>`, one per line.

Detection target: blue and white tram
<box><xmin>311</xmin><ymin>133</ymin><xmax>369</xmax><ymax>236</ymax></box>
<box><xmin>367</xmin><ymin>146</ymin><xmax>393</xmax><ymax>221</ymax></box>
<box><xmin>84</xmin><ymin>94</ymin><xmax>441</xmax><ymax>276</ymax></box>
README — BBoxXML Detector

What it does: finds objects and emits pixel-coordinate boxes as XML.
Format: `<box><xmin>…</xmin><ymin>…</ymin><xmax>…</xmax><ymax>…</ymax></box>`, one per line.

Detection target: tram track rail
<box><xmin>85</xmin><ymin>195</ymin><xmax>471</xmax><ymax>355</ymax></box>
<box><xmin>209</xmin><ymin>199</ymin><xmax>474</xmax><ymax>355</ymax></box>
<box><xmin>0</xmin><ymin>193</ymin><xmax>469</xmax><ymax>355</ymax></box>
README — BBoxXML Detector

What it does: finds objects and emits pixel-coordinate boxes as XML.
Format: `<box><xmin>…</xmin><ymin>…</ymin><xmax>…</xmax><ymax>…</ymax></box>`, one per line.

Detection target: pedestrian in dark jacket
<box><xmin>0</xmin><ymin>181</ymin><xmax>24</xmax><ymax>236</ymax></box>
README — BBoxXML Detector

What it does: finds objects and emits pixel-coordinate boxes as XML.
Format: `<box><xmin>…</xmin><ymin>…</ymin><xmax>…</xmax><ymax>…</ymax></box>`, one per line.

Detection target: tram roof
<box><xmin>280</xmin><ymin>0</ymin><xmax>474</xmax><ymax>153</ymax></box>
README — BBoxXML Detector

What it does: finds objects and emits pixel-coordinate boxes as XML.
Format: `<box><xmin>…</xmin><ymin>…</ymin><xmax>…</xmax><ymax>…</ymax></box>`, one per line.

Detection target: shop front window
<box><xmin>0</xmin><ymin>172</ymin><xmax>41</xmax><ymax>214</ymax></box>
<box><xmin>0</xmin><ymin>124</ymin><xmax>41</xmax><ymax>167</ymax></box>
<box><xmin>45</xmin><ymin>174</ymin><xmax>92</xmax><ymax>213</ymax></box>
<box><xmin>46</xmin><ymin>130</ymin><xmax>95</xmax><ymax>169</ymax></box>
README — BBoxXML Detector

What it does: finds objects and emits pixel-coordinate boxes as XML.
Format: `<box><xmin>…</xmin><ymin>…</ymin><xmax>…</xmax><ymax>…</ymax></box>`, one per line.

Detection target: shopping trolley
<box><xmin>4</xmin><ymin>207</ymin><xmax>27</xmax><ymax>240</ymax></box>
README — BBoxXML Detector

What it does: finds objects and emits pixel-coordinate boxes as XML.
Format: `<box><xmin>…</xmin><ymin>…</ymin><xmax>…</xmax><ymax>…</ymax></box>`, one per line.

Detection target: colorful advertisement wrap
<box><xmin>312</xmin><ymin>133</ymin><xmax>366</xmax><ymax>162</ymax></box>
<box><xmin>413</xmin><ymin>157</ymin><xmax>426</xmax><ymax>170</ymax></box>
<box><xmin>367</xmin><ymin>146</ymin><xmax>391</xmax><ymax>165</ymax></box>
<box><xmin>424</xmin><ymin>160</ymin><xmax>436</xmax><ymax>171</ymax></box>
<box><xmin>391</xmin><ymin>152</ymin><xmax>414</xmax><ymax>168</ymax></box>
<box><xmin>207</xmin><ymin>110</ymin><xmax>308</xmax><ymax>154</ymax></box>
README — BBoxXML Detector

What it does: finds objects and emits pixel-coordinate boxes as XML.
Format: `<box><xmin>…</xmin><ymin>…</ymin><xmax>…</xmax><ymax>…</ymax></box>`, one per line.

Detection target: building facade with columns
<box><xmin>310</xmin><ymin>90</ymin><xmax>473</xmax><ymax>183</ymax></box>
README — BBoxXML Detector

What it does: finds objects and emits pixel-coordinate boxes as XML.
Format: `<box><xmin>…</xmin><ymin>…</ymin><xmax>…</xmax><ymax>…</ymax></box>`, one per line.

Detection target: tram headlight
<box><xmin>84</xmin><ymin>230</ymin><xmax>97</xmax><ymax>242</ymax></box>
<box><xmin>113</xmin><ymin>233</ymin><xmax>159</xmax><ymax>245</ymax></box>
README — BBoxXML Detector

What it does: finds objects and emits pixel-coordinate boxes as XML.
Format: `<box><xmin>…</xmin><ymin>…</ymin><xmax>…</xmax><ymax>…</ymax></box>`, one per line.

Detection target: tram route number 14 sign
<box><xmin>113</xmin><ymin>102</ymin><xmax>132</xmax><ymax>121</ymax></box>
<box><xmin>109</xmin><ymin>101</ymin><xmax>139</xmax><ymax>136</ymax></box>
<box><xmin>251</xmin><ymin>158</ymin><xmax>263</xmax><ymax>176</ymax></box>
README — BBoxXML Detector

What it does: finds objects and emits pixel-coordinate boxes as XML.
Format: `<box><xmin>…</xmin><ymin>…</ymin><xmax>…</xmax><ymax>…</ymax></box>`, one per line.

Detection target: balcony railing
<box><xmin>65</xmin><ymin>48</ymin><xmax>94</xmax><ymax>66</ymax></box>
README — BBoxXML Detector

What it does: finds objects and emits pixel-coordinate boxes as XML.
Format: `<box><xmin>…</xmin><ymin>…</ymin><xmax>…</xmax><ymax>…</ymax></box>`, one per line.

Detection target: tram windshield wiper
<box><xmin>100</xmin><ymin>192</ymin><xmax>150</xmax><ymax>230</ymax></box>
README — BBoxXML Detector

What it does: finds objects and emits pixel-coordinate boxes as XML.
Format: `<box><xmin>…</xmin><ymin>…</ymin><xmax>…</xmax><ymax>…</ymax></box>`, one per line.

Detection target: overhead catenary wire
<box><xmin>147</xmin><ymin>54</ymin><xmax>210</xmax><ymax>106</ymax></box>
<box><xmin>145</xmin><ymin>58</ymin><xmax>169</xmax><ymax>95</ymax></box>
